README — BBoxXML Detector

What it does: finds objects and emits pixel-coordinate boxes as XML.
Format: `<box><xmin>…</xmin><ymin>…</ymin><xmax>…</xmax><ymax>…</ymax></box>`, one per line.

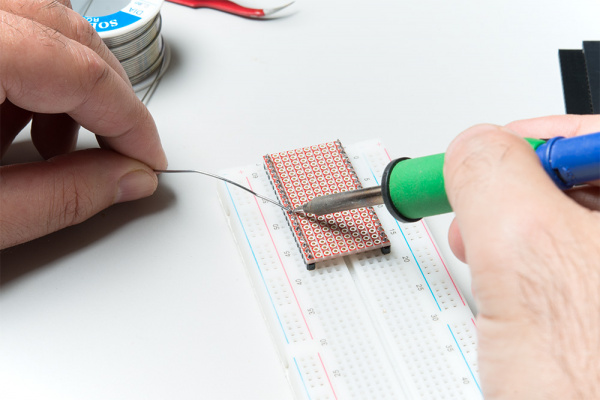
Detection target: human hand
<box><xmin>1</xmin><ymin>0</ymin><xmax>167</xmax><ymax>249</ymax></box>
<box><xmin>444</xmin><ymin>115</ymin><xmax>600</xmax><ymax>398</ymax></box>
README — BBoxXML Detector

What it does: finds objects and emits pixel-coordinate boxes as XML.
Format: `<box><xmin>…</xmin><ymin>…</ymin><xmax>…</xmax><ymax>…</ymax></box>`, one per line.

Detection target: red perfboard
<box><xmin>264</xmin><ymin>140</ymin><xmax>390</xmax><ymax>268</ymax></box>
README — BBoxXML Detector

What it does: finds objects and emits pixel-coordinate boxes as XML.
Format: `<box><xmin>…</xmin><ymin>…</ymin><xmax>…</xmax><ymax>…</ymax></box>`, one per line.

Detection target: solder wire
<box><xmin>80</xmin><ymin>0</ymin><xmax>166</xmax><ymax>86</ymax></box>
<box><xmin>113</xmin><ymin>17</ymin><xmax>165</xmax><ymax>85</ymax></box>
<box><xmin>121</xmin><ymin>33</ymin><xmax>164</xmax><ymax>84</ymax></box>
<box><xmin>109</xmin><ymin>15</ymin><xmax>162</xmax><ymax>61</ymax></box>
<box><xmin>78</xmin><ymin>0</ymin><xmax>93</xmax><ymax>16</ymax></box>
<box><xmin>155</xmin><ymin>170</ymin><xmax>294</xmax><ymax>213</ymax></box>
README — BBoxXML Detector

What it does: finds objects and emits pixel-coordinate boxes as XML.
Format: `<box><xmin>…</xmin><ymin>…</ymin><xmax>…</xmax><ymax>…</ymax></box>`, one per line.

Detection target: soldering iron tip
<box><xmin>262</xmin><ymin>1</ymin><xmax>294</xmax><ymax>16</ymax></box>
<box><xmin>292</xmin><ymin>206</ymin><xmax>304</xmax><ymax>214</ymax></box>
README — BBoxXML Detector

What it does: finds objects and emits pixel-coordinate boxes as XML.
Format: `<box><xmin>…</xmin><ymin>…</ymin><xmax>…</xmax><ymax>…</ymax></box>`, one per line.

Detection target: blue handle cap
<box><xmin>535</xmin><ymin>132</ymin><xmax>600</xmax><ymax>190</ymax></box>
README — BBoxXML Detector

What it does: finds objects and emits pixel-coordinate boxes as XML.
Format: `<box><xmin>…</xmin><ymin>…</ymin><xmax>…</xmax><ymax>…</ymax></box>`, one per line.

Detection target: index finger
<box><xmin>0</xmin><ymin>11</ymin><xmax>167</xmax><ymax>169</ymax></box>
<box><xmin>0</xmin><ymin>0</ymin><xmax>130</xmax><ymax>85</ymax></box>
<box><xmin>505</xmin><ymin>114</ymin><xmax>600</xmax><ymax>139</ymax></box>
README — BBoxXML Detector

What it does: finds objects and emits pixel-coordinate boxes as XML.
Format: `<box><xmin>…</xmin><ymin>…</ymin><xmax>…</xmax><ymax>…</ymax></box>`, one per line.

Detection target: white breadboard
<box><xmin>217</xmin><ymin>140</ymin><xmax>482</xmax><ymax>400</ymax></box>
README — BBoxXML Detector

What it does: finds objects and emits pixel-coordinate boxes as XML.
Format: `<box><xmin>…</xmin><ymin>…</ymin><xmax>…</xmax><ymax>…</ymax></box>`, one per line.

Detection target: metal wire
<box><xmin>155</xmin><ymin>170</ymin><xmax>293</xmax><ymax>213</ymax></box>
<box><xmin>109</xmin><ymin>15</ymin><xmax>162</xmax><ymax>61</ymax></box>
<box><xmin>79</xmin><ymin>1</ymin><xmax>166</xmax><ymax>86</ymax></box>
<box><xmin>121</xmin><ymin>34</ymin><xmax>164</xmax><ymax>84</ymax></box>
<box><xmin>139</xmin><ymin>41</ymin><xmax>171</xmax><ymax>103</ymax></box>
<box><xmin>79</xmin><ymin>0</ymin><xmax>94</xmax><ymax>16</ymax></box>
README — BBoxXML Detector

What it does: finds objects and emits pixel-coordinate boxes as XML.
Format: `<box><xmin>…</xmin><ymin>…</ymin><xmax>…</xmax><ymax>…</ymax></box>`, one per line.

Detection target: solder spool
<box><xmin>80</xmin><ymin>0</ymin><xmax>170</xmax><ymax>91</ymax></box>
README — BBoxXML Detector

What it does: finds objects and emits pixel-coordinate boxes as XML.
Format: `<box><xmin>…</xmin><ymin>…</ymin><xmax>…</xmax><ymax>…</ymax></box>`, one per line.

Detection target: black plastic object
<box><xmin>559</xmin><ymin>41</ymin><xmax>600</xmax><ymax>115</ymax></box>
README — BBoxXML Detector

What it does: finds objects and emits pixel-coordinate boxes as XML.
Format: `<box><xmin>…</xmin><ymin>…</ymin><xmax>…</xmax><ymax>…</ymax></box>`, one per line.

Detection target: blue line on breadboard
<box><xmin>396</xmin><ymin>222</ymin><xmax>442</xmax><ymax>311</ymax></box>
<box><xmin>220</xmin><ymin>141</ymin><xmax>483</xmax><ymax>400</ymax></box>
<box><xmin>448</xmin><ymin>324</ymin><xmax>482</xmax><ymax>394</ymax></box>
<box><xmin>225</xmin><ymin>183</ymin><xmax>290</xmax><ymax>344</ymax></box>
<box><xmin>293</xmin><ymin>357</ymin><xmax>312</xmax><ymax>400</ymax></box>
<box><xmin>362</xmin><ymin>157</ymin><xmax>442</xmax><ymax>312</ymax></box>
<box><xmin>361</xmin><ymin>148</ymin><xmax>478</xmax><ymax>393</ymax></box>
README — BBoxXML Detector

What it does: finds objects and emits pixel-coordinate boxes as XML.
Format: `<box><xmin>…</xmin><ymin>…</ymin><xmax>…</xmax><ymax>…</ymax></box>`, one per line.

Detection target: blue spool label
<box><xmin>83</xmin><ymin>0</ymin><xmax>162</xmax><ymax>36</ymax></box>
<box><xmin>85</xmin><ymin>11</ymin><xmax>141</xmax><ymax>33</ymax></box>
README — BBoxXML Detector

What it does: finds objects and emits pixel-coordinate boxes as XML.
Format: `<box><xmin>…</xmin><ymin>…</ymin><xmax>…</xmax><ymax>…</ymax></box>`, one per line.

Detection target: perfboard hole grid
<box><xmin>263</xmin><ymin>141</ymin><xmax>391</xmax><ymax>268</ymax></box>
<box><xmin>218</xmin><ymin>140</ymin><xmax>481</xmax><ymax>400</ymax></box>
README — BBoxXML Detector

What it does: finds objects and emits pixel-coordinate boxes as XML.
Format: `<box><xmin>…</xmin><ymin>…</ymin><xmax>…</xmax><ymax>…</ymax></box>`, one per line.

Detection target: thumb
<box><xmin>0</xmin><ymin>149</ymin><xmax>158</xmax><ymax>249</ymax></box>
<box><xmin>444</xmin><ymin>124</ymin><xmax>600</xmax><ymax>399</ymax></box>
<box><xmin>443</xmin><ymin>124</ymin><xmax>579</xmax><ymax>267</ymax></box>
<box><xmin>442</xmin><ymin>124</ymin><xmax>591</xmax><ymax>316</ymax></box>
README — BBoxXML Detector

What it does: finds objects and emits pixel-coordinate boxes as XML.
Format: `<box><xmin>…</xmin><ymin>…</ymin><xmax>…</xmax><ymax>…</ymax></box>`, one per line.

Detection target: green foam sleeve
<box><xmin>381</xmin><ymin>138</ymin><xmax>546</xmax><ymax>221</ymax></box>
<box><xmin>382</xmin><ymin>154</ymin><xmax>449</xmax><ymax>221</ymax></box>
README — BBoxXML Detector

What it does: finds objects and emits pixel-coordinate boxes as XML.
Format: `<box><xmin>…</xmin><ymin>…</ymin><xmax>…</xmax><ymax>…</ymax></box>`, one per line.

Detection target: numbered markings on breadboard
<box><xmin>218</xmin><ymin>141</ymin><xmax>482</xmax><ymax>400</ymax></box>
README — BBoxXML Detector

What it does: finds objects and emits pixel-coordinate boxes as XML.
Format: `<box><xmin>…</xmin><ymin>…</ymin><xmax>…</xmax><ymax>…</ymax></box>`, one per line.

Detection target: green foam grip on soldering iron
<box><xmin>381</xmin><ymin>154</ymin><xmax>449</xmax><ymax>222</ymax></box>
<box><xmin>381</xmin><ymin>138</ymin><xmax>547</xmax><ymax>222</ymax></box>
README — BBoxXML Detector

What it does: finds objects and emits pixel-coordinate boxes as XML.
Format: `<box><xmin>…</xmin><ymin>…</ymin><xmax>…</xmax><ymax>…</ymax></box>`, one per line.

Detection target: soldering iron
<box><xmin>293</xmin><ymin>132</ymin><xmax>600</xmax><ymax>221</ymax></box>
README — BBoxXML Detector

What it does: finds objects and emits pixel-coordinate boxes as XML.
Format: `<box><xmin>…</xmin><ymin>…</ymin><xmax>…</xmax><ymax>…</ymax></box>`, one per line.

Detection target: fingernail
<box><xmin>115</xmin><ymin>170</ymin><xmax>157</xmax><ymax>204</ymax></box>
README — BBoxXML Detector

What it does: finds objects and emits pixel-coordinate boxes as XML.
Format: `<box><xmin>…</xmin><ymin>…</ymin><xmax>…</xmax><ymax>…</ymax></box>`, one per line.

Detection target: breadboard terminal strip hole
<box><xmin>218</xmin><ymin>140</ymin><xmax>482</xmax><ymax>400</ymax></box>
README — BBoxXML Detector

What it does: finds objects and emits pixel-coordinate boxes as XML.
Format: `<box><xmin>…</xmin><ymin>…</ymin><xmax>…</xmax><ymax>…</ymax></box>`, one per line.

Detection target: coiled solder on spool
<box><xmin>80</xmin><ymin>0</ymin><xmax>170</xmax><ymax>91</ymax></box>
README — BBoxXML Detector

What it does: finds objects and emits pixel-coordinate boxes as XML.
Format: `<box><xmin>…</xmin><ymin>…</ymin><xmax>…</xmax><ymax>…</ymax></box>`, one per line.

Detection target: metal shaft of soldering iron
<box><xmin>293</xmin><ymin>186</ymin><xmax>383</xmax><ymax>215</ymax></box>
<box><xmin>295</xmin><ymin>132</ymin><xmax>600</xmax><ymax>221</ymax></box>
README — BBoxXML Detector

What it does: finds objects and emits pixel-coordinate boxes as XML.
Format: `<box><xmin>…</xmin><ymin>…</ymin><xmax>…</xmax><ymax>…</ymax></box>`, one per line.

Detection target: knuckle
<box><xmin>72</xmin><ymin>16</ymin><xmax>129</xmax><ymax>85</ymax></box>
<box><xmin>31</xmin><ymin>0</ymin><xmax>71</xmax><ymax>18</ymax></box>
<box><xmin>444</xmin><ymin>125</ymin><xmax>518</xmax><ymax>195</ymax></box>
<box><xmin>72</xmin><ymin>49</ymin><xmax>112</xmax><ymax>104</ymax></box>
<box><xmin>86</xmin><ymin>51</ymin><xmax>111</xmax><ymax>88</ymax></box>
<box><xmin>39</xmin><ymin>0</ymin><xmax>70</xmax><ymax>11</ymax></box>
<box><xmin>48</xmin><ymin>171</ymin><xmax>94</xmax><ymax>228</ymax></box>
<box><xmin>446</xmin><ymin>124</ymin><xmax>502</xmax><ymax>167</ymax></box>
<box><xmin>73</xmin><ymin>15</ymin><xmax>102</xmax><ymax>50</ymax></box>
<box><xmin>444</xmin><ymin>149</ymin><xmax>496</xmax><ymax>204</ymax></box>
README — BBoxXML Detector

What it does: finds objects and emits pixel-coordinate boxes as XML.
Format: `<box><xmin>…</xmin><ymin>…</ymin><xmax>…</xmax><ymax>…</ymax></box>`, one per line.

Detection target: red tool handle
<box><xmin>166</xmin><ymin>0</ymin><xmax>265</xmax><ymax>18</ymax></box>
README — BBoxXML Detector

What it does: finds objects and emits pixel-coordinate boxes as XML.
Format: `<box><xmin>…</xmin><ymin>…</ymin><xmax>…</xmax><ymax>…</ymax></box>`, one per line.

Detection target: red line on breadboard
<box><xmin>421</xmin><ymin>220</ymin><xmax>466</xmax><ymax>306</ymax></box>
<box><xmin>318</xmin><ymin>352</ymin><xmax>338</xmax><ymax>400</ymax></box>
<box><xmin>246</xmin><ymin>177</ymin><xmax>314</xmax><ymax>340</ymax></box>
<box><xmin>383</xmin><ymin>148</ymin><xmax>392</xmax><ymax>162</ymax></box>
<box><xmin>471</xmin><ymin>318</ymin><xmax>477</xmax><ymax>328</ymax></box>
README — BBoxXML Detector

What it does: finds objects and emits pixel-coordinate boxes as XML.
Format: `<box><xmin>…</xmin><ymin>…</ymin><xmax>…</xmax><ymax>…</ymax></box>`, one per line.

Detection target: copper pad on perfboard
<box><xmin>264</xmin><ymin>140</ymin><xmax>390</xmax><ymax>267</ymax></box>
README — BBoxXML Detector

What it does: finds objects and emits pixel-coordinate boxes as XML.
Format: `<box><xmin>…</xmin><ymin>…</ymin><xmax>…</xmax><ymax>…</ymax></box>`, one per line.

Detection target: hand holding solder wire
<box><xmin>443</xmin><ymin>115</ymin><xmax>600</xmax><ymax>399</ymax></box>
<box><xmin>0</xmin><ymin>0</ymin><xmax>166</xmax><ymax>249</ymax></box>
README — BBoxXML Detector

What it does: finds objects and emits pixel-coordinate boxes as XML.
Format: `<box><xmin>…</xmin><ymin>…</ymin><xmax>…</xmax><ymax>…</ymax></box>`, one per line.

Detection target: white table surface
<box><xmin>1</xmin><ymin>0</ymin><xmax>598</xmax><ymax>398</ymax></box>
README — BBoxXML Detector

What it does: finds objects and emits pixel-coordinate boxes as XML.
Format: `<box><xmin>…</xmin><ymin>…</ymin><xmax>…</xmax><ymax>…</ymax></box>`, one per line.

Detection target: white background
<box><xmin>1</xmin><ymin>0</ymin><xmax>598</xmax><ymax>398</ymax></box>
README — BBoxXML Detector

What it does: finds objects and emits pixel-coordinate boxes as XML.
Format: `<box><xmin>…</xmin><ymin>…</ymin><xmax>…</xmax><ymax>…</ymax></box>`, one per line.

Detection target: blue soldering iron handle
<box><xmin>382</xmin><ymin>132</ymin><xmax>600</xmax><ymax>222</ymax></box>
<box><xmin>535</xmin><ymin>131</ymin><xmax>600</xmax><ymax>190</ymax></box>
